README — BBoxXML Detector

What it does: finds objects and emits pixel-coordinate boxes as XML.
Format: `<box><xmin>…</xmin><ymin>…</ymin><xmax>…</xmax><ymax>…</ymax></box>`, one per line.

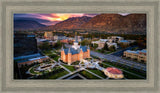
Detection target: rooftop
<box><xmin>63</xmin><ymin>46</ymin><xmax>88</xmax><ymax>55</ymax></box>
<box><xmin>106</xmin><ymin>67</ymin><xmax>123</xmax><ymax>74</ymax></box>
<box><xmin>125</xmin><ymin>49</ymin><xmax>147</xmax><ymax>54</ymax></box>
<box><xmin>119</xmin><ymin>40</ymin><xmax>129</xmax><ymax>43</ymax></box>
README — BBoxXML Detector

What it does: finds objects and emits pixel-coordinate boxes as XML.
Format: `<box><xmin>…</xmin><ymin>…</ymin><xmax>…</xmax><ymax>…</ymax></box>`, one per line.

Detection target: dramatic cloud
<box><xmin>14</xmin><ymin>13</ymin><xmax>99</xmax><ymax>25</ymax></box>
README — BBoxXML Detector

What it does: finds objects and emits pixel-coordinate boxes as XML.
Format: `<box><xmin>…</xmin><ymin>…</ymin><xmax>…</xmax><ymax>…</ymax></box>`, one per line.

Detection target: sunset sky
<box><xmin>14</xmin><ymin>13</ymin><xmax>129</xmax><ymax>26</ymax></box>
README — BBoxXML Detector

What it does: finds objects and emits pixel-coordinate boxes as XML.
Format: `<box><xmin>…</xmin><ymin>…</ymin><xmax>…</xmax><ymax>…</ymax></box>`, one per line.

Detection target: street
<box><xmin>90</xmin><ymin>51</ymin><xmax>146</xmax><ymax>71</ymax></box>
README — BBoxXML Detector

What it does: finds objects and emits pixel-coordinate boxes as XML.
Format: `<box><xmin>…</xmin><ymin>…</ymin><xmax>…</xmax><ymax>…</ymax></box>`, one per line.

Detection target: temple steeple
<box><xmin>87</xmin><ymin>45</ymin><xmax>90</xmax><ymax>49</ymax></box>
<box><xmin>61</xmin><ymin>45</ymin><xmax>64</xmax><ymax>51</ymax></box>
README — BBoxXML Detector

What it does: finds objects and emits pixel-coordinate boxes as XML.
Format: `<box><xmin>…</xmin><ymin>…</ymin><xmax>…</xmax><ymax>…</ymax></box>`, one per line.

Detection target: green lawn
<box><xmin>87</xmin><ymin>69</ymin><xmax>107</xmax><ymax>78</ymax></box>
<box><xmin>30</xmin><ymin>67</ymin><xmax>38</xmax><ymax>74</ymax></box>
<box><xmin>71</xmin><ymin>61</ymin><xmax>80</xmax><ymax>65</ymax></box>
<box><xmin>43</xmin><ymin>50</ymin><xmax>53</xmax><ymax>55</ymax></box>
<box><xmin>62</xmin><ymin>65</ymin><xmax>76</xmax><ymax>72</ymax></box>
<box><xmin>99</xmin><ymin>63</ymin><xmax>110</xmax><ymax>68</ymax></box>
<box><xmin>47</xmin><ymin>70</ymin><xmax>69</xmax><ymax>79</ymax></box>
<box><xmin>53</xmin><ymin>56</ymin><xmax>60</xmax><ymax>61</ymax></box>
<box><xmin>123</xmin><ymin>72</ymin><xmax>144</xmax><ymax>79</ymax></box>
<box><xmin>79</xmin><ymin>70</ymin><xmax>100</xmax><ymax>79</ymax></box>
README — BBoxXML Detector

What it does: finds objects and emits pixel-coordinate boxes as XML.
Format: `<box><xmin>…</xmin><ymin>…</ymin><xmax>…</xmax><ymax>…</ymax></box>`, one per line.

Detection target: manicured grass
<box><xmin>79</xmin><ymin>70</ymin><xmax>100</xmax><ymax>79</ymax></box>
<box><xmin>30</xmin><ymin>67</ymin><xmax>38</xmax><ymax>74</ymax></box>
<box><xmin>47</xmin><ymin>70</ymin><xmax>69</xmax><ymax>79</ymax></box>
<box><xmin>62</xmin><ymin>65</ymin><xmax>76</xmax><ymax>72</ymax></box>
<box><xmin>123</xmin><ymin>72</ymin><xmax>144</xmax><ymax>79</ymax></box>
<box><xmin>43</xmin><ymin>50</ymin><xmax>53</xmax><ymax>55</ymax></box>
<box><xmin>53</xmin><ymin>56</ymin><xmax>60</xmax><ymax>62</ymax></box>
<box><xmin>71</xmin><ymin>61</ymin><xmax>80</xmax><ymax>65</ymax></box>
<box><xmin>87</xmin><ymin>69</ymin><xmax>107</xmax><ymax>78</ymax></box>
<box><xmin>99</xmin><ymin>63</ymin><xmax>110</xmax><ymax>68</ymax></box>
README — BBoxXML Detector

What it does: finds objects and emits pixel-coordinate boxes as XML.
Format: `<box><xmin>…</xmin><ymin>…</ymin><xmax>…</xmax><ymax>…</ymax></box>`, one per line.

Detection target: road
<box><xmin>90</xmin><ymin>51</ymin><xmax>146</xmax><ymax>71</ymax></box>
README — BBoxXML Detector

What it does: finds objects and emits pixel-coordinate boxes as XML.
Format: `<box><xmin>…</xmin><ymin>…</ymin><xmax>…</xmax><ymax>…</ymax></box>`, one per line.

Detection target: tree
<box><xmin>103</xmin><ymin>43</ymin><xmax>109</xmax><ymax>51</ymax></box>
<box><xmin>54</xmin><ymin>40</ymin><xmax>62</xmax><ymax>49</ymax></box>
<box><xmin>80</xmin><ymin>39</ymin><xmax>91</xmax><ymax>46</ymax></box>
<box><xmin>119</xmin><ymin>43</ymin><xmax>129</xmax><ymax>49</ymax></box>
<box><xmin>109</xmin><ymin>45</ymin><xmax>116</xmax><ymax>52</ymax></box>
<box><xmin>93</xmin><ymin>43</ymin><xmax>98</xmax><ymax>49</ymax></box>
<box><xmin>38</xmin><ymin>42</ymin><xmax>51</xmax><ymax>50</ymax></box>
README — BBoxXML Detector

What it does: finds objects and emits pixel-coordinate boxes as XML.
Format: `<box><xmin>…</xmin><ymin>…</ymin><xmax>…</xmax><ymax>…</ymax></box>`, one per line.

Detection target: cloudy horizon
<box><xmin>14</xmin><ymin>13</ymin><xmax>130</xmax><ymax>26</ymax></box>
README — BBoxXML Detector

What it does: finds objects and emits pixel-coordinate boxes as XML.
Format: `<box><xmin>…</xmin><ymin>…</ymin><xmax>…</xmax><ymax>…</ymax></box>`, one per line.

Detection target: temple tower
<box><xmin>68</xmin><ymin>48</ymin><xmax>72</xmax><ymax>65</ymax></box>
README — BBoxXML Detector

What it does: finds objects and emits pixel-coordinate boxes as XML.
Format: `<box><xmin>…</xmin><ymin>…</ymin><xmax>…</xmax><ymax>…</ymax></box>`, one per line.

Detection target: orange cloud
<box><xmin>39</xmin><ymin>13</ymin><xmax>84</xmax><ymax>21</ymax></box>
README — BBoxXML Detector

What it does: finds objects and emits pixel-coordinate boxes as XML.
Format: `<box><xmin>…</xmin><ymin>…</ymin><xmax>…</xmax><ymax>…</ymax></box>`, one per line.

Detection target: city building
<box><xmin>36</xmin><ymin>38</ymin><xmax>57</xmax><ymax>46</ymax></box>
<box><xmin>107</xmin><ymin>36</ymin><xmax>124</xmax><ymax>42</ymax></box>
<box><xmin>14</xmin><ymin>53</ymin><xmax>49</xmax><ymax>67</ymax></box>
<box><xmin>44</xmin><ymin>31</ymin><xmax>53</xmax><ymax>40</ymax></box>
<box><xmin>119</xmin><ymin>40</ymin><xmax>135</xmax><ymax>45</ymax></box>
<box><xmin>92</xmin><ymin>39</ymin><xmax>118</xmax><ymax>49</ymax></box>
<box><xmin>61</xmin><ymin>37</ymin><xmax>90</xmax><ymax>65</ymax></box>
<box><xmin>123</xmin><ymin>49</ymin><xmax>146</xmax><ymax>62</ymax></box>
<box><xmin>14</xmin><ymin>33</ymin><xmax>38</xmax><ymax>57</ymax></box>
<box><xmin>103</xmin><ymin>67</ymin><xmax>124</xmax><ymax>79</ymax></box>
<box><xmin>60</xmin><ymin>39</ymin><xmax>69</xmax><ymax>44</ymax></box>
<box><xmin>106</xmin><ymin>42</ymin><xmax>118</xmax><ymax>49</ymax></box>
<box><xmin>53</xmin><ymin>35</ymin><xmax>67</xmax><ymax>40</ymax></box>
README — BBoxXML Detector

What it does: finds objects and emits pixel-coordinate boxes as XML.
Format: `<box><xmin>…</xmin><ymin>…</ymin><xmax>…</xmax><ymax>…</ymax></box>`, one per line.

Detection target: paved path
<box><xmin>90</xmin><ymin>51</ymin><xmax>146</xmax><ymax>71</ymax></box>
<box><xmin>56</xmin><ymin>68</ymin><xmax>85</xmax><ymax>80</ymax></box>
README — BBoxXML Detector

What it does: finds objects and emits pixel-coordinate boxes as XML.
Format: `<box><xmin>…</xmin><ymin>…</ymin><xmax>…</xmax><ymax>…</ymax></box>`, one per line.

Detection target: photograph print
<box><xmin>14</xmin><ymin>13</ymin><xmax>146</xmax><ymax>80</ymax></box>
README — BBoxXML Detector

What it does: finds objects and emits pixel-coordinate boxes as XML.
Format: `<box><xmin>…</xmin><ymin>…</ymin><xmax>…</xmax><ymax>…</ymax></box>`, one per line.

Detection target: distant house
<box><xmin>92</xmin><ymin>39</ymin><xmax>118</xmax><ymax>49</ymax></box>
<box><xmin>36</xmin><ymin>38</ymin><xmax>57</xmax><ymax>45</ymax></box>
<box><xmin>107</xmin><ymin>36</ymin><xmax>124</xmax><ymax>42</ymax></box>
<box><xmin>44</xmin><ymin>31</ymin><xmax>54</xmax><ymax>40</ymax></box>
<box><xmin>60</xmin><ymin>39</ymin><xmax>69</xmax><ymax>44</ymax></box>
<box><xmin>53</xmin><ymin>35</ymin><xmax>67</xmax><ymax>40</ymax></box>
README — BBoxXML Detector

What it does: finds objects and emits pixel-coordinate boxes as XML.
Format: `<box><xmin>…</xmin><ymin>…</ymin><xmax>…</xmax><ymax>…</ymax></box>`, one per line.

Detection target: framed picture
<box><xmin>0</xmin><ymin>0</ymin><xmax>160</xmax><ymax>93</ymax></box>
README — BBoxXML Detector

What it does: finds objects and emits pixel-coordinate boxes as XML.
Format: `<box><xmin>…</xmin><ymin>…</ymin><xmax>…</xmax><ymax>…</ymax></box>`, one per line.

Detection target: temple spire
<box><xmin>80</xmin><ymin>47</ymin><xmax>83</xmax><ymax>52</ymax></box>
<box><xmin>87</xmin><ymin>45</ymin><xmax>90</xmax><ymax>49</ymax></box>
<box><xmin>61</xmin><ymin>45</ymin><xmax>64</xmax><ymax>51</ymax></box>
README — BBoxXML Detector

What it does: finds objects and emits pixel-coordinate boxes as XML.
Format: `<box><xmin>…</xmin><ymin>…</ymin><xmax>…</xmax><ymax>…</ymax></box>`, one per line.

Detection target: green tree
<box><xmin>93</xmin><ymin>43</ymin><xmax>98</xmax><ymax>49</ymax></box>
<box><xmin>119</xmin><ymin>43</ymin><xmax>129</xmax><ymax>49</ymax></box>
<box><xmin>103</xmin><ymin>43</ymin><xmax>109</xmax><ymax>51</ymax></box>
<box><xmin>109</xmin><ymin>45</ymin><xmax>116</xmax><ymax>52</ymax></box>
<box><xmin>54</xmin><ymin>41</ymin><xmax>62</xmax><ymax>49</ymax></box>
<box><xmin>38</xmin><ymin>42</ymin><xmax>51</xmax><ymax>50</ymax></box>
<box><xmin>80</xmin><ymin>39</ymin><xmax>91</xmax><ymax>46</ymax></box>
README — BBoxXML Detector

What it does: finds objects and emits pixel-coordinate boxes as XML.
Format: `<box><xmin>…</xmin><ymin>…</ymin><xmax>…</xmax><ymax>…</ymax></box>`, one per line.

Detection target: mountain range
<box><xmin>14</xmin><ymin>14</ymin><xmax>146</xmax><ymax>34</ymax></box>
<box><xmin>14</xmin><ymin>20</ymin><xmax>46</xmax><ymax>31</ymax></box>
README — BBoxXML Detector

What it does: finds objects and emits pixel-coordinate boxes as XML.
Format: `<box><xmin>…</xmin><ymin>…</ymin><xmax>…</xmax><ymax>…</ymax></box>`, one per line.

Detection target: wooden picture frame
<box><xmin>0</xmin><ymin>0</ymin><xmax>159</xmax><ymax>93</ymax></box>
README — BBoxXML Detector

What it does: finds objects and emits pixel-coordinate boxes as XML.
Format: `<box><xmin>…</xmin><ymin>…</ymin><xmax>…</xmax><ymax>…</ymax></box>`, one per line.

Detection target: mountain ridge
<box><xmin>14</xmin><ymin>14</ymin><xmax>146</xmax><ymax>34</ymax></box>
